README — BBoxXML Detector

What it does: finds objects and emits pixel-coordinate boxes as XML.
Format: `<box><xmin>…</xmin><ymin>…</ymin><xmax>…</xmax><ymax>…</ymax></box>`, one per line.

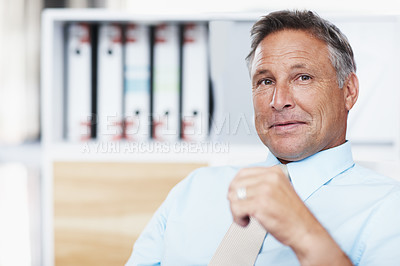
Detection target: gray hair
<box><xmin>246</xmin><ymin>10</ymin><xmax>356</xmax><ymax>88</ymax></box>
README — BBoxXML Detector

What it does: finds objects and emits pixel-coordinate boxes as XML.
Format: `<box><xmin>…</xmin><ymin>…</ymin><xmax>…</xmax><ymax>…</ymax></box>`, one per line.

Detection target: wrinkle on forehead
<box><xmin>250</xmin><ymin>30</ymin><xmax>331</xmax><ymax>78</ymax></box>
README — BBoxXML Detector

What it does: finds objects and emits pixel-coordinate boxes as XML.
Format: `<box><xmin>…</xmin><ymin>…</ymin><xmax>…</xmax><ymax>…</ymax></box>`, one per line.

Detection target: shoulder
<box><xmin>327</xmin><ymin>163</ymin><xmax>400</xmax><ymax>209</ymax></box>
<box><xmin>335</xmin><ymin>163</ymin><xmax>400</xmax><ymax>189</ymax></box>
<box><xmin>329</xmin><ymin>164</ymin><xmax>400</xmax><ymax>264</ymax></box>
<box><xmin>346</xmin><ymin>164</ymin><xmax>400</xmax><ymax>220</ymax></box>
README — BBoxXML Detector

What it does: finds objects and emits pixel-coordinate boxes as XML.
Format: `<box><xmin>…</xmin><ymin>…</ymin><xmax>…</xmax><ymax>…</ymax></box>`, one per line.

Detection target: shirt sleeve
<box><xmin>357</xmin><ymin>188</ymin><xmax>400</xmax><ymax>266</ymax></box>
<box><xmin>125</xmin><ymin>170</ymin><xmax>196</xmax><ymax>266</ymax></box>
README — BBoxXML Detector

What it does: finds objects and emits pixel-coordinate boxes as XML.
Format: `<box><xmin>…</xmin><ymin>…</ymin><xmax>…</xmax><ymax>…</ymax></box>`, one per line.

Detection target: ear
<box><xmin>343</xmin><ymin>72</ymin><xmax>359</xmax><ymax>111</ymax></box>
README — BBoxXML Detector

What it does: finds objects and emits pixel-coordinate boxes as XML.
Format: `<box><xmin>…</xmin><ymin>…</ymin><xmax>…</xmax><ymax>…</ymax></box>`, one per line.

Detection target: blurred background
<box><xmin>1</xmin><ymin>0</ymin><xmax>400</xmax><ymax>265</ymax></box>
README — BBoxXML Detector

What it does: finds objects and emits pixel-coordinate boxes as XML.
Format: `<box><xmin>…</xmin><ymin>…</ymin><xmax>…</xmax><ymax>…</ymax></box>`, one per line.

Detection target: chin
<box><xmin>277</xmin><ymin>154</ymin><xmax>308</xmax><ymax>163</ymax></box>
<box><xmin>265</xmin><ymin>140</ymin><xmax>312</xmax><ymax>162</ymax></box>
<box><xmin>272</xmin><ymin>151</ymin><xmax>307</xmax><ymax>162</ymax></box>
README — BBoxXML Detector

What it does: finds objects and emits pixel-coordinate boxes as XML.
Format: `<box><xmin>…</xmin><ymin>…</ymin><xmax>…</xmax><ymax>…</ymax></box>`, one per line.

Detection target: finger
<box><xmin>228</xmin><ymin>182</ymin><xmax>264</xmax><ymax>202</ymax></box>
<box><xmin>229</xmin><ymin>168</ymin><xmax>271</xmax><ymax>195</ymax></box>
<box><xmin>230</xmin><ymin>199</ymin><xmax>254</xmax><ymax>227</ymax></box>
<box><xmin>229</xmin><ymin>167</ymin><xmax>289</xmax><ymax>202</ymax></box>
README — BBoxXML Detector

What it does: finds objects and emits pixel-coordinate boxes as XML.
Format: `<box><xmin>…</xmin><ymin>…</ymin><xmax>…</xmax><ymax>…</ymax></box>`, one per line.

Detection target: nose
<box><xmin>269</xmin><ymin>83</ymin><xmax>295</xmax><ymax>111</ymax></box>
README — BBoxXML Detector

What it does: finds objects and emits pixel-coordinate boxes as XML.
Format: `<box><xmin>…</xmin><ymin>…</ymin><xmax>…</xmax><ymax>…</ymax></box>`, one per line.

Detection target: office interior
<box><xmin>1</xmin><ymin>0</ymin><xmax>400</xmax><ymax>265</ymax></box>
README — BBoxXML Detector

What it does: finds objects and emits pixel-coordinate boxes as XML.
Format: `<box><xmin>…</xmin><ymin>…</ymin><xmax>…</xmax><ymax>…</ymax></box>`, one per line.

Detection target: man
<box><xmin>127</xmin><ymin>10</ymin><xmax>400</xmax><ymax>265</ymax></box>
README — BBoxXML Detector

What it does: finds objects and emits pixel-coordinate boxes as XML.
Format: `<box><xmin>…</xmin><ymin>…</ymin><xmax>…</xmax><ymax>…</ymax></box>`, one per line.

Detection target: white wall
<box><xmin>116</xmin><ymin>0</ymin><xmax>400</xmax><ymax>15</ymax></box>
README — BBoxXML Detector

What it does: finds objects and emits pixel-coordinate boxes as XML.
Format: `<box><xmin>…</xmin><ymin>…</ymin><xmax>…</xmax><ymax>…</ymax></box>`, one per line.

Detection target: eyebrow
<box><xmin>291</xmin><ymin>63</ymin><xmax>308</xmax><ymax>70</ymax></box>
<box><xmin>252</xmin><ymin>63</ymin><xmax>310</xmax><ymax>81</ymax></box>
<box><xmin>253</xmin><ymin>69</ymin><xmax>270</xmax><ymax>77</ymax></box>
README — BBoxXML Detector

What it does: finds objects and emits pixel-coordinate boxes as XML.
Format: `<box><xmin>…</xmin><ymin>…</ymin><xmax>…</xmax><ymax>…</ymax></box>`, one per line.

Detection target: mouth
<box><xmin>270</xmin><ymin>121</ymin><xmax>306</xmax><ymax>130</ymax></box>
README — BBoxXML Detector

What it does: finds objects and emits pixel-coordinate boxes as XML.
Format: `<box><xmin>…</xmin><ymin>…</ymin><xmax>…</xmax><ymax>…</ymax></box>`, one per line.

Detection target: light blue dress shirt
<box><xmin>127</xmin><ymin>142</ymin><xmax>400</xmax><ymax>265</ymax></box>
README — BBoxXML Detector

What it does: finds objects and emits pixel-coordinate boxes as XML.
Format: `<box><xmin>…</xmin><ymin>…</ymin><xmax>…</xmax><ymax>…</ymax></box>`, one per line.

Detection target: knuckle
<box><xmin>249</xmin><ymin>208</ymin><xmax>257</xmax><ymax>218</ymax></box>
<box><xmin>253</xmin><ymin>211</ymin><xmax>266</xmax><ymax>223</ymax></box>
<box><xmin>237</xmin><ymin>168</ymin><xmax>248</xmax><ymax>177</ymax></box>
<box><xmin>228</xmin><ymin>182</ymin><xmax>239</xmax><ymax>193</ymax></box>
<box><xmin>256</xmin><ymin>196</ymin><xmax>268</xmax><ymax>210</ymax></box>
<box><xmin>269</xmin><ymin>171</ymin><xmax>281</xmax><ymax>184</ymax></box>
<box><xmin>230</xmin><ymin>203</ymin><xmax>242</xmax><ymax>217</ymax></box>
<box><xmin>260</xmin><ymin>182</ymin><xmax>271</xmax><ymax>194</ymax></box>
<box><xmin>227</xmin><ymin>190</ymin><xmax>235</xmax><ymax>201</ymax></box>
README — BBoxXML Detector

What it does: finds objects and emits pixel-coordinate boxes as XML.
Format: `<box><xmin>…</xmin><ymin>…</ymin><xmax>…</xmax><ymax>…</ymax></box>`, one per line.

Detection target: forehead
<box><xmin>251</xmin><ymin>29</ymin><xmax>331</xmax><ymax>75</ymax></box>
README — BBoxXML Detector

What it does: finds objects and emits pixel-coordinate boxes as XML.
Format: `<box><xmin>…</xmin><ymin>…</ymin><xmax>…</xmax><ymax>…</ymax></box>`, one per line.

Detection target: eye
<box><xmin>260</xmin><ymin>79</ymin><xmax>274</xmax><ymax>86</ymax></box>
<box><xmin>298</xmin><ymin>75</ymin><xmax>311</xmax><ymax>81</ymax></box>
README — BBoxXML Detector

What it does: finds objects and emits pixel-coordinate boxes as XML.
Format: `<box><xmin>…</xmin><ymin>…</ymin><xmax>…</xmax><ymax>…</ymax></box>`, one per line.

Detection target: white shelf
<box><xmin>0</xmin><ymin>142</ymin><xmax>42</xmax><ymax>166</ymax></box>
<box><xmin>44</xmin><ymin>140</ymin><xmax>400</xmax><ymax>165</ymax></box>
<box><xmin>44</xmin><ymin>141</ymin><xmax>268</xmax><ymax>166</ymax></box>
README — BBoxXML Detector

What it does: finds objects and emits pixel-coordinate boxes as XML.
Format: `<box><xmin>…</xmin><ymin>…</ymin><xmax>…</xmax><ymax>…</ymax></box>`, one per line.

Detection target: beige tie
<box><xmin>208</xmin><ymin>164</ymin><xmax>289</xmax><ymax>266</ymax></box>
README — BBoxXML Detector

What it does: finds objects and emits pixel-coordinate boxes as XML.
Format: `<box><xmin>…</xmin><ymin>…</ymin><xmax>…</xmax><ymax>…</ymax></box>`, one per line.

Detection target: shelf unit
<box><xmin>41</xmin><ymin>9</ymin><xmax>400</xmax><ymax>266</ymax></box>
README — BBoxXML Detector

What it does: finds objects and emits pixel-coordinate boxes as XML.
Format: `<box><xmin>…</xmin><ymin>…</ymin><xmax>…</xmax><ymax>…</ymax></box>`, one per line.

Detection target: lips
<box><xmin>270</xmin><ymin>121</ymin><xmax>306</xmax><ymax>128</ymax></box>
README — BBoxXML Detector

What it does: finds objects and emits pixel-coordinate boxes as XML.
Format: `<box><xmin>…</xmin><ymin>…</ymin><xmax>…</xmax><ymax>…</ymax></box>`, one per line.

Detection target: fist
<box><xmin>228</xmin><ymin>165</ymin><xmax>316</xmax><ymax>247</ymax></box>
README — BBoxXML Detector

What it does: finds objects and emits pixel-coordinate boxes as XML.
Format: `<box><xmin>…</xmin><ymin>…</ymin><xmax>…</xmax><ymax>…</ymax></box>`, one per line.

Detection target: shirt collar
<box><xmin>264</xmin><ymin>141</ymin><xmax>355</xmax><ymax>201</ymax></box>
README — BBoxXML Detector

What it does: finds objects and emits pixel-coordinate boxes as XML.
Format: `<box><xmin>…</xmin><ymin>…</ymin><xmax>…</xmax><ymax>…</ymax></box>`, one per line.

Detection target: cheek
<box><xmin>254</xmin><ymin>114</ymin><xmax>268</xmax><ymax>134</ymax></box>
<box><xmin>304</xmin><ymin>93</ymin><xmax>343</xmax><ymax>133</ymax></box>
<box><xmin>293</xmin><ymin>92</ymin><xmax>326</xmax><ymax>131</ymax></box>
<box><xmin>253</xmin><ymin>93</ymin><xmax>272</xmax><ymax>130</ymax></box>
<box><xmin>253</xmin><ymin>91</ymin><xmax>272</xmax><ymax>111</ymax></box>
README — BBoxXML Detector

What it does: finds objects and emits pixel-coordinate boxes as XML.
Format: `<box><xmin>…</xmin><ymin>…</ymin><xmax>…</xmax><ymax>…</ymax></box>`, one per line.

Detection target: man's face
<box><xmin>251</xmin><ymin>29</ymin><xmax>355</xmax><ymax>162</ymax></box>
